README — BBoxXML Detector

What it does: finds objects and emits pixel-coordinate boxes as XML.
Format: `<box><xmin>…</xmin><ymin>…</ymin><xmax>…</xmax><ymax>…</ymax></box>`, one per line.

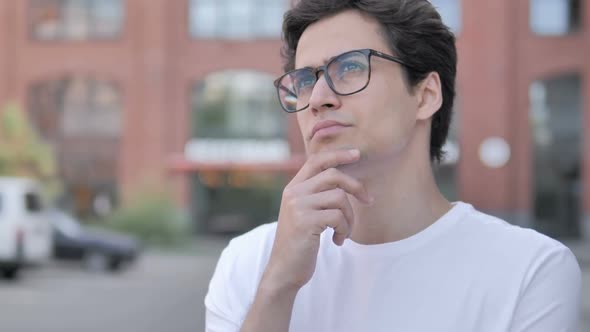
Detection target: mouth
<box><xmin>310</xmin><ymin>120</ymin><xmax>353</xmax><ymax>140</ymax></box>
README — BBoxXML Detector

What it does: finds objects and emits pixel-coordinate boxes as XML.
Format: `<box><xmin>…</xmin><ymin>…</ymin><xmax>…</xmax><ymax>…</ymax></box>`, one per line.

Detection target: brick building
<box><xmin>0</xmin><ymin>0</ymin><xmax>588</xmax><ymax>238</ymax></box>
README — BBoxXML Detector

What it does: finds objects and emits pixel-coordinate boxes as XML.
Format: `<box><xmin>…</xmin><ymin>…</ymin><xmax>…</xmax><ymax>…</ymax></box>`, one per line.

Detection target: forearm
<box><xmin>240</xmin><ymin>279</ymin><xmax>299</xmax><ymax>332</ymax></box>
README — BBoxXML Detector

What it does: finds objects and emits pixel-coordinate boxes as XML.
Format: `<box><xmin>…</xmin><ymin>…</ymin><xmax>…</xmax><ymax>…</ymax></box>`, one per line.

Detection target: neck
<box><xmin>348</xmin><ymin>128</ymin><xmax>452</xmax><ymax>245</ymax></box>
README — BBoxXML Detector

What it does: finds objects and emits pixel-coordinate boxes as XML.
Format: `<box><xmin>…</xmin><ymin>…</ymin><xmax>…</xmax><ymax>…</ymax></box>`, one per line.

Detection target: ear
<box><xmin>415</xmin><ymin>72</ymin><xmax>443</xmax><ymax>122</ymax></box>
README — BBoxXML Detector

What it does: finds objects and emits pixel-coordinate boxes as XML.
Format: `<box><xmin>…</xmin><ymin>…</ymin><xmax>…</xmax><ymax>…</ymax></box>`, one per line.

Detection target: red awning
<box><xmin>167</xmin><ymin>154</ymin><xmax>306</xmax><ymax>174</ymax></box>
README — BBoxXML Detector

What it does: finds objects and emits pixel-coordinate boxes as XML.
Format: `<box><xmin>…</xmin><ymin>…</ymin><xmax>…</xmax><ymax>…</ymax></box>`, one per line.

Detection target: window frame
<box><xmin>529</xmin><ymin>0</ymin><xmax>582</xmax><ymax>37</ymax></box>
<box><xmin>28</xmin><ymin>0</ymin><xmax>126</xmax><ymax>42</ymax></box>
<box><xmin>188</xmin><ymin>0</ymin><xmax>287</xmax><ymax>40</ymax></box>
<box><xmin>24</xmin><ymin>192</ymin><xmax>43</xmax><ymax>214</ymax></box>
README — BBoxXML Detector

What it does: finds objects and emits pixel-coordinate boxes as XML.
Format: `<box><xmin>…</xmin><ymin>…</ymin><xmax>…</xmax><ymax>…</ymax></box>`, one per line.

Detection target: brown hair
<box><xmin>282</xmin><ymin>0</ymin><xmax>457</xmax><ymax>163</ymax></box>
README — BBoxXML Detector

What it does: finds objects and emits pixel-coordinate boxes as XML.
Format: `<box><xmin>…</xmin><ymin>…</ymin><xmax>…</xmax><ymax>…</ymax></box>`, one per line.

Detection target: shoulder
<box><xmin>228</xmin><ymin>221</ymin><xmax>278</xmax><ymax>251</ymax></box>
<box><xmin>457</xmin><ymin>202</ymin><xmax>572</xmax><ymax>257</ymax></box>
<box><xmin>222</xmin><ymin>221</ymin><xmax>278</xmax><ymax>272</ymax></box>
<box><xmin>456</xmin><ymin>202</ymin><xmax>580</xmax><ymax>286</ymax></box>
<box><xmin>212</xmin><ymin>221</ymin><xmax>278</xmax><ymax>286</ymax></box>
<box><xmin>205</xmin><ymin>222</ymin><xmax>278</xmax><ymax>325</ymax></box>
<box><xmin>460</xmin><ymin>209</ymin><xmax>585</xmax><ymax>330</ymax></box>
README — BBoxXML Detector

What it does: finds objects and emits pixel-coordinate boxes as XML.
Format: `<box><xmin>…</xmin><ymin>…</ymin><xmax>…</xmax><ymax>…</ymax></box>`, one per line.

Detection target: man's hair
<box><xmin>282</xmin><ymin>0</ymin><xmax>457</xmax><ymax>164</ymax></box>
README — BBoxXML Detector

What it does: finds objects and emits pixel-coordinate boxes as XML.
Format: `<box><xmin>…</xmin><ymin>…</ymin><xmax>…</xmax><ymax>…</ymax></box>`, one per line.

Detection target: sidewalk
<box><xmin>563</xmin><ymin>240</ymin><xmax>590</xmax><ymax>330</ymax></box>
<box><xmin>563</xmin><ymin>239</ymin><xmax>590</xmax><ymax>267</ymax></box>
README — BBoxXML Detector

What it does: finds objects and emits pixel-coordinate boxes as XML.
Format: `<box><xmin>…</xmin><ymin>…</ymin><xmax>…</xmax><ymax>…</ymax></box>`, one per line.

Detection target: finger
<box><xmin>291</xmin><ymin>149</ymin><xmax>361</xmax><ymax>184</ymax></box>
<box><xmin>311</xmin><ymin>209</ymin><xmax>349</xmax><ymax>246</ymax></box>
<box><xmin>301</xmin><ymin>167</ymin><xmax>372</xmax><ymax>204</ymax></box>
<box><xmin>300</xmin><ymin>189</ymin><xmax>355</xmax><ymax>237</ymax></box>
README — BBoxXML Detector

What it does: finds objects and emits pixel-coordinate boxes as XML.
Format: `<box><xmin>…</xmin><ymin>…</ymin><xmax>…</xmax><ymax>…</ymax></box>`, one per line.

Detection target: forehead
<box><xmin>295</xmin><ymin>10</ymin><xmax>390</xmax><ymax>68</ymax></box>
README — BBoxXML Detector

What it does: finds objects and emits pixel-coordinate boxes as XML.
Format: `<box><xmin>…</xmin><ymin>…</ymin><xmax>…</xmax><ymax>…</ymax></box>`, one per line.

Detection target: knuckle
<box><xmin>283</xmin><ymin>197</ymin><xmax>300</xmax><ymax>210</ymax></box>
<box><xmin>286</xmin><ymin>197</ymin><xmax>300</xmax><ymax>210</ymax></box>
<box><xmin>325</xmin><ymin>212</ymin><xmax>338</xmax><ymax>227</ymax></box>
<box><xmin>329</xmin><ymin>210</ymin><xmax>344</xmax><ymax>225</ymax></box>
<box><xmin>335</xmin><ymin>188</ymin><xmax>348</xmax><ymax>200</ymax></box>
<box><xmin>351</xmin><ymin>180</ymin><xmax>363</xmax><ymax>193</ymax></box>
<box><xmin>325</xmin><ymin>167</ymin><xmax>339</xmax><ymax>177</ymax></box>
<box><xmin>282</xmin><ymin>186</ymin><xmax>298</xmax><ymax>201</ymax></box>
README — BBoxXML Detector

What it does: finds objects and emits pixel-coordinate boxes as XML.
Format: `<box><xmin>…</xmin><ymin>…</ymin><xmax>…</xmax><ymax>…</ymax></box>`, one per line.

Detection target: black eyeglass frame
<box><xmin>273</xmin><ymin>48</ymin><xmax>414</xmax><ymax>113</ymax></box>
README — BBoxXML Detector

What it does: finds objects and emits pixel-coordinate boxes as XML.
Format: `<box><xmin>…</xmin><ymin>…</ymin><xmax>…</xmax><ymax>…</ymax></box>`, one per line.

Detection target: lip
<box><xmin>310</xmin><ymin>120</ymin><xmax>352</xmax><ymax>140</ymax></box>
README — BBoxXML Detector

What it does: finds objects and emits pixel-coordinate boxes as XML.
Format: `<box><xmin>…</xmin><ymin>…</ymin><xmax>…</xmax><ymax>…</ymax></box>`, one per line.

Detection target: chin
<box><xmin>308</xmin><ymin>141</ymin><xmax>360</xmax><ymax>155</ymax></box>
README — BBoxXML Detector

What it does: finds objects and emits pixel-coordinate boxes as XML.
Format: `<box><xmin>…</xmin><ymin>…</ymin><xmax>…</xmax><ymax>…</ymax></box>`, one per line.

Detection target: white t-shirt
<box><xmin>205</xmin><ymin>202</ymin><xmax>581</xmax><ymax>332</ymax></box>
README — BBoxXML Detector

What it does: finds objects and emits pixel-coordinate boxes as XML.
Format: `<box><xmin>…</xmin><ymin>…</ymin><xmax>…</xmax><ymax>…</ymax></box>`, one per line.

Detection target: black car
<box><xmin>48</xmin><ymin>209</ymin><xmax>141</xmax><ymax>272</ymax></box>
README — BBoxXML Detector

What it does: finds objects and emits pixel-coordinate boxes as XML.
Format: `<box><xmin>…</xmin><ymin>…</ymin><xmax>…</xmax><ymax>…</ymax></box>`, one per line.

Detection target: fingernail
<box><xmin>349</xmin><ymin>149</ymin><xmax>360</xmax><ymax>158</ymax></box>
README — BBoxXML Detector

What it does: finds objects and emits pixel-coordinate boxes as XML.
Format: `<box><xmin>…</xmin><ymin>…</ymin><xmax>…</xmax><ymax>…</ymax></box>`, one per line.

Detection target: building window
<box><xmin>28</xmin><ymin>77</ymin><xmax>122</xmax><ymax>217</ymax></box>
<box><xmin>191</xmin><ymin>71</ymin><xmax>285</xmax><ymax>141</ymax></box>
<box><xmin>29</xmin><ymin>77</ymin><xmax>122</xmax><ymax>139</ymax></box>
<box><xmin>430</xmin><ymin>0</ymin><xmax>462</xmax><ymax>34</ymax></box>
<box><xmin>189</xmin><ymin>71</ymin><xmax>288</xmax><ymax>233</ymax></box>
<box><xmin>189</xmin><ymin>0</ymin><xmax>287</xmax><ymax>39</ymax></box>
<box><xmin>29</xmin><ymin>0</ymin><xmax>124</xmax><ymax>41</ymax></box>
<box><xmin>530</xmin><ymin>0</ymin><xmax>581</xmax><ymax>36</ymax></box>
<box><xmin>529</xmin><ymin>73</ymin><xmax>582</xmax><ymax>237</ymax></box>
<box><xmin>25</xmin><ymin>193</ymin><xmax>43</xmax><ymax>213</ymax></box>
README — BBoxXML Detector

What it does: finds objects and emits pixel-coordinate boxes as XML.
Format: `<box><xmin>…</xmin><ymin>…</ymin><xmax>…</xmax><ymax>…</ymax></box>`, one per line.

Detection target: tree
<box><xmin>0</xmin><ymin>102</ymin><xmax>61</xmax><ymax>200</ymax></box>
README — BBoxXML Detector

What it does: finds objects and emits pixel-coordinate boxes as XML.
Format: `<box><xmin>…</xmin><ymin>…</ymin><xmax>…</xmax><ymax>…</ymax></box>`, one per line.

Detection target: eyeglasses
<box><xmin>274</xmin><ymin>48</ymin><xmax>412</xmax><ymax>113</ymax></box>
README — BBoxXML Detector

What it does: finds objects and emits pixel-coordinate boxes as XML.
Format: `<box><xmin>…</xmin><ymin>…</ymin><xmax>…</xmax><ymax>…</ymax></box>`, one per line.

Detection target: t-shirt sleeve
<box><xmin>205</xmin><ymin>307</ymin><xmax>241</xmax><ymax>332</ymax></box>
<box><xmin>509</xmin><ymin>246</ymin><xmax>582</xmax><ymax>332</ymax></box>
<box><xmin>204</xmin><ymin>244</ymin><xmax>246</xmax><ymax>332</ymax></box>
<box><xmin>204</xmin><ymin>224</ymin><xmax>275</xmax><ymax>332</ymax></box>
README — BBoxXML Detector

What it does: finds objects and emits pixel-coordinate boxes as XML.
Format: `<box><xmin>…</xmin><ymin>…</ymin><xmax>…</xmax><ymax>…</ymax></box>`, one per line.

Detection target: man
<box><xmin>205</xmin><ymin>1</ymin><xmax>581</xmax><ymax>331</ymax></box>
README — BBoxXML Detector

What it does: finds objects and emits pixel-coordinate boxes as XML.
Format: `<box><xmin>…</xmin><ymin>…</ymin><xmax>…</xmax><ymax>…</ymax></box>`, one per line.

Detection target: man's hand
<box><xmin>240</xmin><ymin>149</ymin><xmax>372</xmax><ymax>332</ymax></box>
<box><xmin>263</xmin><ymin>148</ymin><xmax>373</xmax><ymax>292</ymax></box>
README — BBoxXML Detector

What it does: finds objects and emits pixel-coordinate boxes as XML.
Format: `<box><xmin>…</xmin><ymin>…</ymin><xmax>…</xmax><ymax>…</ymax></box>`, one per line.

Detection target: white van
<box><xmin>0</xmin><ymin>177</ymin><xmax>53</xmax><ymax>279</ymax></box>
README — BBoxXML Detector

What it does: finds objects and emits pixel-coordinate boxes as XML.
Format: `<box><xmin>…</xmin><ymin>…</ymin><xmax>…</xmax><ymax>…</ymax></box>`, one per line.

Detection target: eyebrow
<box><xmin>298</xmin><ymin>53</ymin><xmax>340</xmax><ymax>70</ymax></box>
<box><xmin>322</xmin><ymin>54</ymin><xmax>338</xmax><ymax>64</ymax></box>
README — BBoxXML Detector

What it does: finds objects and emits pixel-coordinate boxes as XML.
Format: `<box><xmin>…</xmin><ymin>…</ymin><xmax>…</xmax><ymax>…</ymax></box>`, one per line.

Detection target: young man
<box><xmin>205</xmin><ymin>1</ymin><xmax>581</xmax><ymax>331</ymax></box>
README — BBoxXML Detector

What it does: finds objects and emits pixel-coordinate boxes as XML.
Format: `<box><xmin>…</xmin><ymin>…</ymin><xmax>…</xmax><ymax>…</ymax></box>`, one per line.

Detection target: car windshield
<box><xmin>52</xmin><ymin>211</ymin><xmax>83</xmax><ymax>237</ymax></box>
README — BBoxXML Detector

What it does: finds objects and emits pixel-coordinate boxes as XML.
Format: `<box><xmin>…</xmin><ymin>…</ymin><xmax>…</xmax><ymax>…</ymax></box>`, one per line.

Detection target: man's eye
<box><xmin>339</xmin><ymin>62</ymin><xmax>365</xmax><ymax>73</ymax></box>
<box><xmin>296</xmin><ymin>77</ymin><xmax>315</xmax><ymax>90</ymax></box>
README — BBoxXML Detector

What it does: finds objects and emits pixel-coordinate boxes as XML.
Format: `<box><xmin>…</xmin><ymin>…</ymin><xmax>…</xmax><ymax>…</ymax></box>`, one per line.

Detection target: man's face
<box><xmin>295</xmin><ymin>10</ymin><xmax>419</xmax><ymax>160</ymax></box>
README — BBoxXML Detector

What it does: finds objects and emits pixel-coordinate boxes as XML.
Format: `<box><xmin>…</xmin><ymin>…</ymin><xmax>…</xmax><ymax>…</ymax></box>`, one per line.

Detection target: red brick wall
<box><xmin>0</xmin><ymin>0</ymin><xmax>5</xmax><ymax>103</ymax></box>
<box><xmin>0</xmin><ymin>0</ymin><xmax>588</xmax><ymax>227</ymax></box>
<box><xmin>458</xmin><ymin>0</ymin><xmax>589</xmax><ymax>221</ymax></box>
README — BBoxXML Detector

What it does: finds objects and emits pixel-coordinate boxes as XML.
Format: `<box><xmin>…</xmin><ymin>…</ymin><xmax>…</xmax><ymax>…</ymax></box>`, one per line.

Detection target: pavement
<box><xmin>563</xmin><ymin>240</ymin><xmax>590</xmax><ymax>330</ymax></box>
<box><xmin>565</xmin><ymin>240</ymin><xmax>590</xmax><ymax>266</ymax></box>
<box><xmin>0</xmin><ymin>236</ymin><xmax>231</xmax><ymax>332</ymax></box>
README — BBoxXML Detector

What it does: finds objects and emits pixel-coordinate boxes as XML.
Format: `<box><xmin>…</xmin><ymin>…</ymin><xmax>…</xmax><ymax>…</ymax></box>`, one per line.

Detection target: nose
<box><xmin>308</xmin><ymin>72</ymin><xmax>341</xmax><ymax>115</ymax></box>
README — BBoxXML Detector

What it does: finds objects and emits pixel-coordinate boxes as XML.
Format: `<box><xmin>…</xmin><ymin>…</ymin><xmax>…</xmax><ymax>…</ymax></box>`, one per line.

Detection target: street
<box><xmin>583</xmin><ymin>266</ymin><xmax>590</xmax><ymax>331</ymax></box>
<box><xmin>0</xmin><ymin>236</ymin><xmax>229</xmax><ymax>332</ymax></box>
<box><xmin>0</xmin><ymin>237</ymin><xmax>589</xmax><ymax>332</ymax></box>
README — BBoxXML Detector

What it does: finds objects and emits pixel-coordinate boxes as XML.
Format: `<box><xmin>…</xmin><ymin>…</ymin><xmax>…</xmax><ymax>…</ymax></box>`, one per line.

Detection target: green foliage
<box><xmin>0</xmin><ymin>102</ymin><xmax>62</xmax><ymax>200</ymax></box>
<box><xmin>104</xmin><ymin>192</ymin><xmax>191</xmax><ymax>247</ymax></box>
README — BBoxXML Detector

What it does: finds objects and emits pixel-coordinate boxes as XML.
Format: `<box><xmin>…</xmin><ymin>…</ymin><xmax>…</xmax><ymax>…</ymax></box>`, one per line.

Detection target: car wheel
<box><xmin>1</xmin><ymin>266</ymin><xmax>20</xmax><ymax>280</ymax></box>
<box><xmin>84</xmin><ymin>251</ymin><xmax>109</xmax><ymax>272</ymax></box>
<box><xmin>108</xmin><ymin>258</ymin><xmax>123</xmax><ymax>272</ymax></box>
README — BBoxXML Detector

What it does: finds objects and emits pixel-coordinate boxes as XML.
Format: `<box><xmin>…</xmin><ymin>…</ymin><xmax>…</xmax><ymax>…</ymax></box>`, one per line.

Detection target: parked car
<box><xmin>0</xmin><ymin>177</ymin><xmax>53</xmax><ymax>279</ymax></box>
<box><xmin>48</xmin><ymin>209</ymin><xmax>141</xmax><ymax>272</ymax></box>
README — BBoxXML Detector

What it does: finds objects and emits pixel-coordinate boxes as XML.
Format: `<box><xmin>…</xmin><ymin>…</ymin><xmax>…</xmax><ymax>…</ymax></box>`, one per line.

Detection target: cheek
<box><xmin>357</xmin><ymin>87</ymin><xmax>417</xmax><ymax>152</ymax></box>
<box><xmin>296</xmin><ymin>113</ymin><xmax>310</xmax><ymax>151</ymax></box>
<box><xmin>296</xmin><ymin>112</ymin><xmax>309</xmax><ymax>136</ymax></box>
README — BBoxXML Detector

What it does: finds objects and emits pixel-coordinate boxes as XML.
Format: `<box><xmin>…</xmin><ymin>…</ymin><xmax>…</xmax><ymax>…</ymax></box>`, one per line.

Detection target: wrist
<box><xmin>259</xmin><ymin>268</ymin><xmax>301</xmax><ymax>298</ymax></box>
